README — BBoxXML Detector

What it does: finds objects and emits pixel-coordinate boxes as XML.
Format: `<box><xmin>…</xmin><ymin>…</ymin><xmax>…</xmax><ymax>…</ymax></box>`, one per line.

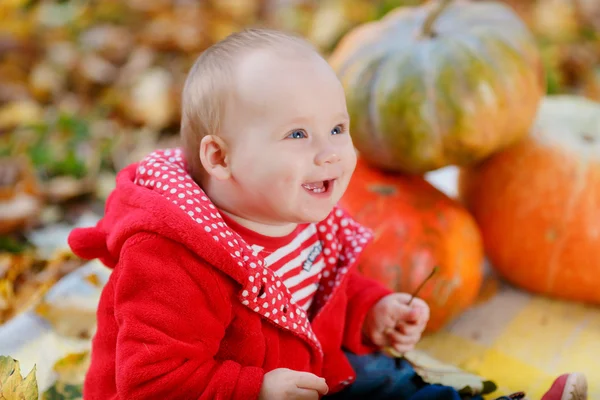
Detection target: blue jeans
<box><xmin>325</xmin><ymin>351</ymin><xmax>483</xmax><ymax>400</ymax></box>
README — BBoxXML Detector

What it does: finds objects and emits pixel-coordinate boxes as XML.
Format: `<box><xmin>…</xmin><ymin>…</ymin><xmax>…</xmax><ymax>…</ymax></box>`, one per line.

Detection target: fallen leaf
<box><xmin>41</xmin><ymin>352</ymin><xmax>89</xmax><ymax>400</ymax></box>
<box><xmin>35</xmin><ymin>300</ymin><xmax>96</xmax><ymax>339</ymax></box>
<box><xmin>0</xmin><ymin>356</ymin><xmax>38</xmax><ymax>400</ymax></box>
<box><xmin>404</xmin><ymin>350</ymin><xmax>498</xmax><ymax>396</ymax></box>
<box><xmin>125</xmin><ymin>67</ymin><xmax>174</xmax><ymax>130</ymax></box>
<box><xmin>83</xmin><ymin>273</ymin><xmax>101</xmax><ymax>287</ymax></box>
<box><xmin>0</xmin><ymin>101</ymin><xmax>43</xmax><ymax>132</ymax></box>
<box><xmin>52</xmin><ymin>351</ymin><xmax>90</xmax><ymax>385</ymax></box>
<box><xmin>0</xmin><ymin>250</ymin><xmax>84</xmax><ymax>324</ymax></box>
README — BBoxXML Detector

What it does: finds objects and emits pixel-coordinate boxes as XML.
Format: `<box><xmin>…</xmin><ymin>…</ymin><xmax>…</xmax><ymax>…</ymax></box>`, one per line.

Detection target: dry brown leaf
<box><xmin>0</xmin><ymin>250</ymin><xmax>84</xmax><ymax>324</ymax></box>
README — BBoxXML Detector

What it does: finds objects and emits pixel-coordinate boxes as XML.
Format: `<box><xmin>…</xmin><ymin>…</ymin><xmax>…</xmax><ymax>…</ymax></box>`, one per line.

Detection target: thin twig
<box><xmin>408</xmin><ymin>266</ymin><xmax>439</xmax><ymax>305</ymax></box>
<box><xmin>384</xmin><ymin>266</ymin><xmax>439</xmax><ymax>358</ymax></box>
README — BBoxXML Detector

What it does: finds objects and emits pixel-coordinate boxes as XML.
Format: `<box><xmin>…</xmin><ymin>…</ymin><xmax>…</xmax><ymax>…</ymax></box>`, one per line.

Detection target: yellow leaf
<box><xmin>0</xmin><ymin>356</ymin><xmax>38</xmax><ymax>400</ymax></box>
<box><xmin>0</xmin><ymin>101</ymin><xmax>43</xmax><ymax>132</ymax></box>
<box><xmin>0</xmin><ymin>356</ymin><xmax>18</xmax><ymax>385</ymax></box>
<box><xmin>35</xmin><ymin>300</ymin><xmax>96</xmax><ymax>339</ymax></box>
<box><xmin>52</xmin><ymin>352</ymin><xmax>90</xmax><ymax>386</ymax></box>
<box><xmin>19</xmin><ymin>367</ymin><xmax>38</xmax><ymax>400</ymax></box>
<box><xmin>84</xmin><ymin>273</ymin><xmax>101</xmax><ymax>287</ymax></box>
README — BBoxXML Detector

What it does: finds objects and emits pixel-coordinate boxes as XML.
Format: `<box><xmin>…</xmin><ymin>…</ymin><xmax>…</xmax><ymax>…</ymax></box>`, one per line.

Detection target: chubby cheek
<box><xmin>245</xmin><ymin>155</ymin><xmax>301</xmax><ymax>198</ymax></box>
<box><xmin>335</xmin><ymin>145</ymin><xmax>358</xmax><ymax>197</ymax></box>
<box><xmin>345</xmin><ymin>146</ymin><xmax>358</xmax><ymax>176</ymax></box>
<box><xmin>274</xmin><ymin>170</ymin><xmax>299</xmax><ymax>200</ymax></box>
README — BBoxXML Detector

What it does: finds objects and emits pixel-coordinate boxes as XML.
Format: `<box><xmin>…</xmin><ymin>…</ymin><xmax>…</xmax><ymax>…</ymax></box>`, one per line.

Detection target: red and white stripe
<box><xmin>259</xmin><ymin>225</ymin><xmax>324</xmax><ymax>311</ymax></box>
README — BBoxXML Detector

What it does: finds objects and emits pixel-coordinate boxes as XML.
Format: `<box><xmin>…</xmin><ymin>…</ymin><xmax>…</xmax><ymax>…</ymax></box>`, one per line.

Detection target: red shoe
<box><xmin>541</xmin><ymin>373</ymin><xmax>587</xmax><ymax>400</ymax></box>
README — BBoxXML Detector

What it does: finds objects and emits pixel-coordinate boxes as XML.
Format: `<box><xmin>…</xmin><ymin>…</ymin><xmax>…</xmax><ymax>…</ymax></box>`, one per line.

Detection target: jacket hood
<box><xmin>68</xmin><ymin>148</ymin><xmax>373</xmax><ymax>349</ymax></box>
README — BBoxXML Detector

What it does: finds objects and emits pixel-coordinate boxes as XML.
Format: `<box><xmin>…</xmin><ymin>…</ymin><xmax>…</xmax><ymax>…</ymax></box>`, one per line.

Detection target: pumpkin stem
<box><xmin>421</xmin><ymin>0</ymin><xmax>453</xmax><ymax>38</ymax></box>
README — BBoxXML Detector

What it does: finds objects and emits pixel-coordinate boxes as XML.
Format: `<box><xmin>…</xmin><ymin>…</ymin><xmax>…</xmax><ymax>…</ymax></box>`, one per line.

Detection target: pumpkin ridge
<box><xmin>434</xmin><ymin>39</ymin><xmax>481</xmax><ymax>158</ymax></box>
<box><xmin>344</xmin><ymin>55</ymin><xmax>389</xmax><ymax>162</ymax></box>
<box><xmin>448</xmin><ymin>34</ymin><xmax>508</xmax><ymax>112</ymax></box>
<box><xmin>377</xmin><ymin>50</ymin><xmax>432</xmax><ymax>171</ymax></box>
<box><xmin>489</xmin><ymin>28</ymin><xmax>533</xmax><ymax>63</ymax></box>
<box><xmin>332</xmin><ymin>8</ymin><xmax>416</xmax><ymax>78</ymax></box>
<box><xmin>334</xmin><ymin>36</ymin><xmax>389</xmax><ymax>79</ymax></box>
<box><xmin>476</xmin><ymin>36</ymin><xmax>541</xmax><ymax>148</ymax></box>
<box><xmin>416</xmin><ymin>40</ymin><xmax>444</xmax><ymax>164</ymax></box>
<box><xmin>368</xmin><ymin>51</ymin><xmax>400</xmax><ymax>166</ymax></box>
<box><xmin>545</xmin><ymin>160</ymin><xmax>591</xmax><ymax>293</ymax></box>
<box><xmin>446</xmin><ymin>36</ymin><xmax>505</xmax><ymax>152</ymax></box>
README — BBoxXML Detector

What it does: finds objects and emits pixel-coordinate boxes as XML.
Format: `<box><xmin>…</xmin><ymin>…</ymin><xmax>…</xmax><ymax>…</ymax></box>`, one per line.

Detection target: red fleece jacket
<box><xmin>68</xmin><ymin>148</ymin><xmax>392</xmax><ymax>400</ymax></box>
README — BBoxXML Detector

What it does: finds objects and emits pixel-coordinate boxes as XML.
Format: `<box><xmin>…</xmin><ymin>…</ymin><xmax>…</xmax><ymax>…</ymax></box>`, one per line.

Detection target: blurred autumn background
<box><xmin>2</xmin><ymin>0</ymin><xmax>600</xmax><ymax>398</ymax></box>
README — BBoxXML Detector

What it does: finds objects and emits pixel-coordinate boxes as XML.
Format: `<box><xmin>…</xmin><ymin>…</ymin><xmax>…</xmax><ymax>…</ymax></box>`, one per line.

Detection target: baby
<box><xmin>69</xmin><ymin>28</ymin><xmax>587</xmax><ymax>400</ymax></box>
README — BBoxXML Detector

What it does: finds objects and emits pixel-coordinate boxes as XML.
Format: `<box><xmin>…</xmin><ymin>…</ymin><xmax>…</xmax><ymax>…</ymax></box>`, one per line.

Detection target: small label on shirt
<box><xmin>302</xmin><ymin>242</ymin><xmax>323</xmax><ymax>272</ymax></box>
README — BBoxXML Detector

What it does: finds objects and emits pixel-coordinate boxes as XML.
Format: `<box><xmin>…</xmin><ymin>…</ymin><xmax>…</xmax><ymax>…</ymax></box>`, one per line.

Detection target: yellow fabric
<box><xmin>416</xmin><ymin>281</ymin><xmax>600</xmax><ymax>399</ymax></box>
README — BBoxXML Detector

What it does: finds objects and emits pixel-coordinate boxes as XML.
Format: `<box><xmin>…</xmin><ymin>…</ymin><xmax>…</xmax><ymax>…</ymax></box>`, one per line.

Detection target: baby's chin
<box><xmin>292</xmin><ymin>206</ymin><xmax>335</xmax><ymax>224</ymax></box>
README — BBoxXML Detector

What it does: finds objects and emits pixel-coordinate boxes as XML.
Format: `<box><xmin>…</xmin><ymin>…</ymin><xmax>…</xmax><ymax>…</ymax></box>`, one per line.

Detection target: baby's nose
<box><xmin>315</xmin><ymin>148</ymin><xmax>341</xmax><ymax>165</ymax></box>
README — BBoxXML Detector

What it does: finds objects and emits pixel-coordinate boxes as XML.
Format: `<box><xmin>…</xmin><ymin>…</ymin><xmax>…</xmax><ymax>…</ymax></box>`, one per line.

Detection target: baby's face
<box><xmin>220</xmin><ymin>49</ymin><xmax>357</xmax><ymax>224</ymax></box>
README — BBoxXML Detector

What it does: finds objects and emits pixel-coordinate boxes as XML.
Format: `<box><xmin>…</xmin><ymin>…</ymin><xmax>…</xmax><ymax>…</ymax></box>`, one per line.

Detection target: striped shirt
<box><xmin>222</xmin><ymin>215</ymin><xmax>325</xmax><ymax>311</ymax></box>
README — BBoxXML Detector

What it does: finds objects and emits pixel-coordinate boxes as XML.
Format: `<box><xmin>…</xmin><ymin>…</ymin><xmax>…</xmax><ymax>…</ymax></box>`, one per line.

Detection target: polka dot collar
<box><xmin>133</xmin><ymin>148</ymin><xmax>373</xmax><ymax>354</ymax></box>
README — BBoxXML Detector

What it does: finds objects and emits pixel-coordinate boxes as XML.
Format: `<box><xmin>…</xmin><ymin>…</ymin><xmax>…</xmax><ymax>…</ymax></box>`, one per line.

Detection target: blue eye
<box><xmin>287</xmin><ymin>130</ymin><xmax>307</xmax><ymax>139</ymax></box>
<box><xmin>331</xmin><ymin>125</ymin><xmax>344</xmax><ymax>135</ymax></box>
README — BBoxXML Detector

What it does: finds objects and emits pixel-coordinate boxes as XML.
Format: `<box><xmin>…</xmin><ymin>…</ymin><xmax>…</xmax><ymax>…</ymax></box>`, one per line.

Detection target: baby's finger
<box><xmin>372</xmin><ymin>330</ymin><xmax>392</xmax><ymax>347</ymax></box>
<box><xmin>395</xmin><ymin>323</ymin><xmax>421</xmax><ymax>338</ymax></box>
<box><xmin>404</xmin><ymin>306</ymin><xmax>422</xmax><ymax>323</ymax></box>
<box><xmin>295</xmin><ymin>388</ymin><xmax>322</xmax><ymax>400</ymax></box>
<box><xmin>294</xmin><ymin>372</ymin><xmax>329</xmax><ymax>395</ymax></box>
<box><xmin>387</xmin><ymin>329</ymin><xmax>418</xmax><ymax>347</ymax></box>
<box><xmin>386</xmin><ymin>301</ymin><xmax>412</xmax><ymax>322</ymax></box>
<box><xmin>411</xmin><ymin>298</ymin><xmax>430</xmax><ymax>321</ymax></box>
<box><xmin>391</xmin><ymin>292</ymin><xmax>413</xmax><ymax>305</ymax></box>
<box><xmin>392</xmin><ymin>342</ymin><xmax>416</xmax><ymax>354</ymax></box>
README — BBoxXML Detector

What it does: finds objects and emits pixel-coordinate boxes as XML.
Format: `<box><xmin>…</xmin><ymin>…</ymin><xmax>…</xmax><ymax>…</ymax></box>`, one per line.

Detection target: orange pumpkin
<box><xmin>341</xmin><ymin>158</ymin><xmax>484</xmax><ymax>331</ymax></box>
<box><xmin>459</xmin><ymin>95</ymin><xmax>600</xmax><ymax>303</ymax></box>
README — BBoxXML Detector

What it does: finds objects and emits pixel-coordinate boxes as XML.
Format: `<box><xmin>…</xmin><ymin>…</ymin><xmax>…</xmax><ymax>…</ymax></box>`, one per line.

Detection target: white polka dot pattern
<box><xmin>133</xmin><ymin>149</ymin><xmax>373</xmax><ymax>355</ymax></box>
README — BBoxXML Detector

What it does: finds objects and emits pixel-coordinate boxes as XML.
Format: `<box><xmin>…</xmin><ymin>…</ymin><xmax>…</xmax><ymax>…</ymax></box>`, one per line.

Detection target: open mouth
<box><xmin>302</xmin><ymin>179</ymin><xmax>334</xmax><ymax>195</ymax></box>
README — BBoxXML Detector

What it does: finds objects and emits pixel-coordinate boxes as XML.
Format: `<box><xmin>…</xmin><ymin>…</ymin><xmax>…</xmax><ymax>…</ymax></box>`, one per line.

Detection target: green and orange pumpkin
<box><xmin>341</xmin><ymin>158</ymin><xmax>484</xmax><ymax>331</ymax></box>
<box><xmin>330</xmin><ymin>0</ymin><xmax>545</xmax><ymax>174</ymax></box>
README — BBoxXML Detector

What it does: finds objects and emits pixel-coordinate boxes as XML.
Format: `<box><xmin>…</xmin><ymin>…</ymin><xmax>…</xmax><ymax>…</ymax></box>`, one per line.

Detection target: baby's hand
<box><xmin>363</xmin><ymin>293</ymin><xmax>430</xmax><ymax>353</ymax></box>
<box><xmin>258</xmin><ymin>368</ymin><xmax>328</xmax><ymax>400</ymax></box>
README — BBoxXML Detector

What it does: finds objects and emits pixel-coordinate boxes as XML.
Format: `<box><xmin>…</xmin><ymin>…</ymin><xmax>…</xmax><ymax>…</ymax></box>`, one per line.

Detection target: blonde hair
<box><xmin>181</xmin><ymin>28</ymin><xmax>317</xmax><ymax>181</ymax></box>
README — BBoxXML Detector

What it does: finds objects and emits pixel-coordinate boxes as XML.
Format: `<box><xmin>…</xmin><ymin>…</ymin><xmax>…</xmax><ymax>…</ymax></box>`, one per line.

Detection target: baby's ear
<box><xmin>199</xmin><ymin>135</ymin><xmax>231</xmax><ymax>180</ymax></box>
